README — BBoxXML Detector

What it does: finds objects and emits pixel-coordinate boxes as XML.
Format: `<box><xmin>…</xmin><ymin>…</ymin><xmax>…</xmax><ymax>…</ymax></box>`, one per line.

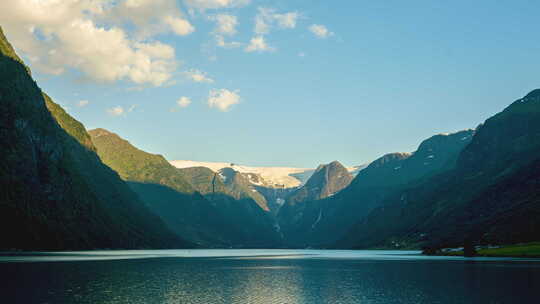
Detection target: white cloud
<box><xmin>254</xmin><ymin>8</ymin><xmax>299</xmax><ymax>35</ymax></box>
<box><xmin>133</xmin><ymin>41</ymin><xmax>175</xmax><ymax>59</ymax></box>
<box><xmin>177</xmin><ymin>97</ymin><xmax>192</xmax><ymax>108</ymax></box>
<box><xmin>185</xmin><ymin>0</ymin><xmax>251</xmax><ymax>11</ymax></box>
<box><xmin>212</xmin><ymin>14</ymin><xmax>238</xmax><ymax>36</ymax></box>
<box><xmin>107</xmin><ymin>106</ymin><xmax>125</xmax><ymax>116</ymax></box>
<box><xmin>128</xmin><ymin>104</ymin><xmax>137</xmax><ymax>112</ymax></box>
<box><xmin>208</xmin><ymin>89</ymin><xmax>240</xmax><ymax>112</ymax></box>
<box><xmin>164</xmin><ymin>16</ymin><xmax>195</xmax><ymax>36</ymax></box>
<box><xmin>185</xmin><ymin>69</ymin><xmax>214</xmax><ymax>83</ymax></box>
<box><xmin>309</xmin><ymin>24</ymin><xmax>333</xmax><ymax>39</ymax></box>
<box><xmin>111</xmin><ymin>0</ymin><xmax>195</xmax><ymax>38</ymax></box>
<box><xmin>0</xmin><ymin>0</ymin><xmax>190</xmax><ymax>86</ymax></box>
<box><xmin>77</xmin><ymin>100</ymin><xmax>89</xmax><ymax>107</ymax></box>
<box><xmin>245</xmin><ymin>36</ymin><xmax>274</xmax><ymax>52</ymax></box>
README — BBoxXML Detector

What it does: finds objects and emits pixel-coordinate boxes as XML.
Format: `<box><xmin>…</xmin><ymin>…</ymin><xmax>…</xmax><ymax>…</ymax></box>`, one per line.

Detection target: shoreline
<box><xmin>424</xmin><ymin>242</ymin><xmax>540</xmax><ymax>258</ymax></box>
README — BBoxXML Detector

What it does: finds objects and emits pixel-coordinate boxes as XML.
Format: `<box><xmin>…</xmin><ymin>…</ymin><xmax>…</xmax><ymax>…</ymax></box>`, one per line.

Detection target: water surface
<box><xmin>1</xmin><ymin>250</ymin><xmax>539</xmax><ymax>303</ymax></box>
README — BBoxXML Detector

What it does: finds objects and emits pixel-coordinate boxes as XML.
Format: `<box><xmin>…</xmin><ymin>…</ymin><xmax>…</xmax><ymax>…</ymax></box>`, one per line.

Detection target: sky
<box><xmin>1</xmin><ymin>0</ymin><xmax>539</xmax><ymax>168</ymax></box>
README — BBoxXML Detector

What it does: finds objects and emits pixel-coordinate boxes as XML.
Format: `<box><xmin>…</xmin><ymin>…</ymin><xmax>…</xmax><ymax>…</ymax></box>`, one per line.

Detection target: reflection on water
<box><xmin>1</xmin><ymin>250</ymin><xmax>539</xmax><ymax>303</ymax></box>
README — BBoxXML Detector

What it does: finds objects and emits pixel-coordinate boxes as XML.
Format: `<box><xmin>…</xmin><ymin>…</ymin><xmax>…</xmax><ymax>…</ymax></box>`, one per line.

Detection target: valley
<box><xmin>1</xmin><ymin>24</ymin><xmax>539</xmax><ymax>255</ymax></box>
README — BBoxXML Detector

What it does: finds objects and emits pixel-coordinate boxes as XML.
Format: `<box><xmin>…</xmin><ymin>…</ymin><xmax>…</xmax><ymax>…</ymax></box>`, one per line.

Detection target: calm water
<box><xmin>1</xmin><ymin>250</ymin><xmax>539</xmax><ymax>303</ymax></box>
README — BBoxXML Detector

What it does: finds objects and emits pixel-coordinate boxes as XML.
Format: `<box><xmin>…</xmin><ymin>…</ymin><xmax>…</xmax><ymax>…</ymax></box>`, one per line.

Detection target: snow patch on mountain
<box><xmin>170</xmin><ymin>160</ymin><xmax>367</xmax><ymax>188</ymax></box>
<box><xmin>170</xmin><ymin>160</ymin><xmax>311</xmax><ymax>188</ymax></box>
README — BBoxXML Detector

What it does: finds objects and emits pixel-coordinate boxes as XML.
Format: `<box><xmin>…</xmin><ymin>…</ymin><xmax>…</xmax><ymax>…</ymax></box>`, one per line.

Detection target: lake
<box><xmin>1</xmin><ymin>250</ymin><xmax>539</xmax><ymax>303</ymax></box>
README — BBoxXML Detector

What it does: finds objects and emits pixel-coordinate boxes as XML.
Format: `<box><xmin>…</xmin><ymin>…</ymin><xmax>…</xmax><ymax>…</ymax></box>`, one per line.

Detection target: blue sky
<box><xmin>2</xmin><ymin>0</ymin><xmax>539</xmax><ymax>167</ymax></box>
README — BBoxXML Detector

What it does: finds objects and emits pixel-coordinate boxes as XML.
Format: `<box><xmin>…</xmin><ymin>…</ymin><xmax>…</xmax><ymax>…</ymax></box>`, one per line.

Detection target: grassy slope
<box><xmin>89</xmin><ymin>128</ymin><xmax>195</xmax><ymax>194</ymax></box>
<box><xmin>443</xmin><ymin>243</ymin><xmax>540</xmax><ymax>258</ymax></box>
<box><xmin>478</xmin><ymin>243</ymin><xmax>540</xmax><ymax>257</ymax></box>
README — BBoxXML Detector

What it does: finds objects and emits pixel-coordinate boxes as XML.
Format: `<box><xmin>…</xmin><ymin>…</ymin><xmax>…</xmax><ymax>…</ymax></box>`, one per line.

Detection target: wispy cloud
<box><xmin>185</xmin><ymin>69</ymin><xmax>214</xmax><ymax>83</ymax></box>
<box><xmin>178</xmin><ymin>97</ymin><xmax>192</xmax><ymax>108</ymax></box>
<box><xmin>211</xmin><ymin>14</ymin><xmax>239</xmax><ymax>36</ymax></box>
<box><xmin>254</xmin><ymin>7</ymin><xmax>300</xmax><ymax>35</ymax></box>
<box><xmin>274</xmin><ymin>12</ymin><xmax>300</xmax><ymax>29</ymax></box>
<box><xmin>171</xmin><ymin>96</ymin><xmax>192</xmax><ymax>112</ymax></box>
<box><xmin>107</xmin><ymin>106</ymin><xmax>125</xmax><ymax>117</ymax></box>
<box><xmin>184</xmin><ymin>0</ymin><xmax>251</xmax><ymax>12</ymax></box>
<box><xmin>309</xmin><ymin>24</ymin><xmax>333</xmax><ymax>38</ymax></box>
<box><xmin>246</xmin><ymin>7</ymin><xmax>299</xmax><ymax>54</ymax></box>
<box><xmin>216</xmin><ymin>35</ymin><xmax>243</xmax><ymax>49</ymax></box>
<box><xmin>77</xmin><ymin>100</ymin><xmax>89</xmax><ymax>107</ymax></box>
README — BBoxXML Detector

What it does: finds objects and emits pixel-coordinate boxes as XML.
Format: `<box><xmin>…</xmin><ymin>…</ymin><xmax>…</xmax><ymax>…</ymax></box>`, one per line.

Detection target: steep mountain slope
<box><xmin>90</xmin><ymin>129</ymin><xmax>195</xmax><ymax>194</ymax></box>
<box><xmin>0</xmin><ymin>27</ymin><xmax>182</xmax><ymax>250</ymax></box>
<box><xmin>339</xmin><ymin>90</ymin><xmax>540</xmax><ymax>250</ymax></box>
<box><xmin>218</xmin><ymin>167</ymin><xmax>270</xmax><ymax>211</ymax></box>
<box><xmin>89</xmin><ymin>129</ymin><xmax>282</xmax><ymax>248</ymax></box>
<box><xmin>277</xmin><ymin>130</ymin><xmax>474</xmax><ymax>247</ymax></box>
<box><xmin>286</xmin><ymin>161</ymin><xmax>353</xmax><ymax>204</ymax></box>
<box><xmin>175</xmin><ymin>166</ymin><xmax>230</xmax><ymax>195</ymax></box>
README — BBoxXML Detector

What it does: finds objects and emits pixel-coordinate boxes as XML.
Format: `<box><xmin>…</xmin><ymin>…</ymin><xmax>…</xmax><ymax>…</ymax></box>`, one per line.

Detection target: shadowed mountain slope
<box><xmin>89</xmin><ymin>129</ymin><xmax>282</xmax><ymax>248</ymax></box>
<box><xmin>338</xmin><ymin>90</ymin><xmax>540</xmax><ymax>250</ymax></box>
<box><xmin>0</xmin><ymin>27</ymin><xmax>184</xmax><ymax>250</ymax></box>
<box><xmin>278</xmin><ymin>131</ymin><xmax>474</xmax><ymax>248</ymax></box>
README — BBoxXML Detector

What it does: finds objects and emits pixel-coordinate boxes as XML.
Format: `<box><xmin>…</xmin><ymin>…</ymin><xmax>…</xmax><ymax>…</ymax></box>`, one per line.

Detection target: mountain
<box><xmin>0</xmin><ymin>27</ymin><xmax>183</xmax><ymax>250</ymax></box>
<box><xmin>217</xmin><ymin>167</ymin><xmax>270</xmax><ymax>211</ymax></box>
<box><xmin>277</xmin><ymin>130</ymin><xmax>474</xmax><ymax>248</ymax></box>
<box><xmin>171</xmin><ymin>160</ymin><xmax>313</xmax><ymax>188</ymax></box>
<box><xmin>175</xmin><ymin>166</ymin><xmax>230</xmax><ymax>195</ymax></box>
<box><xmin>170</xmin><ymin>160</ymin><xmax>364</xmax><ymax>215</ymax></box>
<box><xmin>89</xmin><ymin>129</ymin><xmax>281</xmax><ymax>248</ymax></box>
<box><xmin>338</xmin><ymin>90</ymin><xmax>540</xmax><ymax>250</ymax></box>
<box><xmin>286</xmin><ymin>161</ymin><xmax>353</xmax><ymax>204</ymax></box>
<box><xmin>89</xmin><ymin>128</ymin><xmax>195</xmax><ymax>194</ymax></box>
<box><xmin>277</xmin><ymin>161</ymin><xmax>353</xmax><ymax>246</ymax></box>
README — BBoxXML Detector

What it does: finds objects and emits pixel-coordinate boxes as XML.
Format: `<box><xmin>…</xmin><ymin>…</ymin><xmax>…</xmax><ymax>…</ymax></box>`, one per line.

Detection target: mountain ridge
<box><xmin>337</xmin><ymin>90</ymin><xmax>540</xmax><ymax>250</ymax></box>
<box><xmin>89</xmin><ymin>128</ymin><xmax>282</xmax><ymax>248</ymax></box>
<box><xmin>0</xmin><ymin>26</ymin><xmax>185</xmax><ymax>250</ymax></box>
<box><xmin>276</xmin><ymin>129</ymin><xmax>475</xmax><ymax>248</ymax></box>
<box><xmin>170</xmin><ymin>160</ymin><xmax>364</xmax><ymax>188</ymax></box>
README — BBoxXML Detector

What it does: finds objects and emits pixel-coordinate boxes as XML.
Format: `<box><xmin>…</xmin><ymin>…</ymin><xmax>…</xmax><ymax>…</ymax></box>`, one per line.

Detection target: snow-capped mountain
<box><xmin>170</xmin><ymin>161</ymin><xmax>311</xmax><ymax>188</ymax></box>
<box><xmin>170</xmin><ymin>160</ymin><xmax>365</xmax><ymax>189</ymax></box>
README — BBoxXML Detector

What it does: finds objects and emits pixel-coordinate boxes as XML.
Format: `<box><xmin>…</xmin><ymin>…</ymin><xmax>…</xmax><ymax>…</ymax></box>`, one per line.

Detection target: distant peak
<box><xmin>328</xmin><ymin>160</ymin><xmax>343</xmax><ymax>166</ymax></box>
<box><xmin>316</xmin><ymin>160</ymin><xmax>345</xmax><ymax>171</ymax></box>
